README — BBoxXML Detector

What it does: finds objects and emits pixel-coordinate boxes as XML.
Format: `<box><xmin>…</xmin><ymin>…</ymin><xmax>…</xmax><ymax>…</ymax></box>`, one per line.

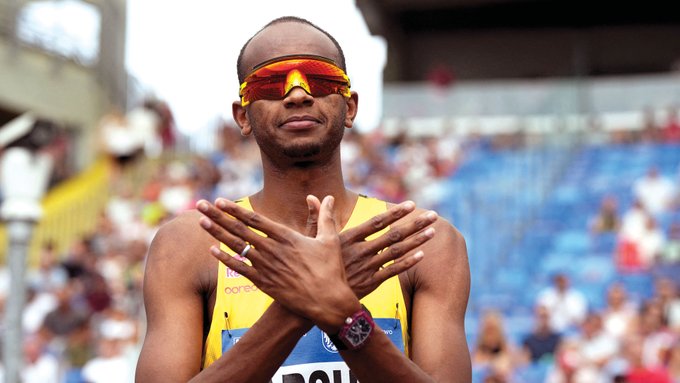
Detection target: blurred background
<box><xmin>1</xmin><ymin>0</ymin><xmax>680</xmax><ymax>382</ymax></box>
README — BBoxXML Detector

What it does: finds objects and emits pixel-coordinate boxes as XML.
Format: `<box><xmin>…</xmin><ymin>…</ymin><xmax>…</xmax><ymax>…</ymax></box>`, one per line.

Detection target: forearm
<box><xmin>190</xmin><ymin>303</ymin><xmax>313</xmax><ymax>383</ymax></box>
<box><xmin>341</xmin><ymin>326</ymin><xmax>435</xmax><ymax>383</ymax></box>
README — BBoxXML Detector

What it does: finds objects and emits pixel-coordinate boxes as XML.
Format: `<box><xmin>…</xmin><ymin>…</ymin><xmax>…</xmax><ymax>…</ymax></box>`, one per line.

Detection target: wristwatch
<box><xmin>328</xmin><ymin>305</ymin><xmax>375</xmax><ymax>350</ymax></box>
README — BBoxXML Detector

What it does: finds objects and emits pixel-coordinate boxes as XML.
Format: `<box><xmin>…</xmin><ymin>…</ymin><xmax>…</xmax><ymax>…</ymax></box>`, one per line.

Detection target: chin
<box><xmin>282</xmin><ymin>145</ymin><xmax>322</xmax><ymax>159</ymax></box>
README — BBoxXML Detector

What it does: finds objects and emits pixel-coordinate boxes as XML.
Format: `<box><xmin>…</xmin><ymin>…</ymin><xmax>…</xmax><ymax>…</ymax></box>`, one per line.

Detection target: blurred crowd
<box><xmin>475</xmin><ymin>146</ymin><xmax>680</xmax><ymax>382</ymax></box>
<box><xmin>474</xmin><ymin>273</ymin><xmax>680</xmax><ymax>383</ymax></box>
<box><xmin>1</xmin><ymin>101</ymin><xmax>680</xmax><ymax>383</ymax></box>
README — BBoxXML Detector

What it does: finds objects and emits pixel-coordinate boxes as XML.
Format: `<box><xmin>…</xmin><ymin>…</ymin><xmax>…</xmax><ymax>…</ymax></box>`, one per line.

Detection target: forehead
<box><xmin>243</xmin><ymin>22</ymin><xmax>341</xmax><ymax>72</ymax></box>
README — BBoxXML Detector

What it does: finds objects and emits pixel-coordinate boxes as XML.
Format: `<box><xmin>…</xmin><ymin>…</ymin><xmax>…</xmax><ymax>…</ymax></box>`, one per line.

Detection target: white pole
<box><xmin>2</xmin><ymin>220</ymin><xmax>34</xmax><ymax>383</ymax></box>
<box><xmin>1</xmin><ymin>146</ymin><xmax>53</xmax><ymax>383</ymax></box>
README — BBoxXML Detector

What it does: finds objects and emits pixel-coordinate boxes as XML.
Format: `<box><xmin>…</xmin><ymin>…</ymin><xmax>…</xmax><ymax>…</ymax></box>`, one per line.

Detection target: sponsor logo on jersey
<box><xmin>224</xmin><ymin>284</ymin><xmax>259</xmax><ymax>294</ymax></box>
<box><xmin>321</xmin><ymin>331</ymin><xmax>338</xmax><ymax>353</ymax></box>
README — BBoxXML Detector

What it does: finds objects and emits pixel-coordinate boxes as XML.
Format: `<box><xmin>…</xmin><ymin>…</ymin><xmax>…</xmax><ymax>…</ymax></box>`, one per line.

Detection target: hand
<box><xmin>305</xmin><ymin>196</ymin><xmax>438</xmax><ymax>299</ymax></box>
<box><xmin>197</xmin><ymin>196</ymin><xmax>360</xmax><ymax>333</ymax></box>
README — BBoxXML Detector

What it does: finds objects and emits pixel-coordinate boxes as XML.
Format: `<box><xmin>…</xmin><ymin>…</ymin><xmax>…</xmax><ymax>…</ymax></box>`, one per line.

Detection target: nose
<box><xmin>283</xmin><ymin>86</ymin><xmax>314</xmax><ymax>108</ymax></box>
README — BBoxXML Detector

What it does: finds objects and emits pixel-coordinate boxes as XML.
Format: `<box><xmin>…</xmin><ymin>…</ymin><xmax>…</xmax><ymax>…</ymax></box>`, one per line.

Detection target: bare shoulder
<box><xmin>391</xmin><ymin>203</ymin><xmax>470</xmax><ymax>312</ymax></box>
<box><xmin>412</xmin><ymin>209</ymin><xmax>469</xmax><ymax>286</ymax></box>
<box><xmin>145</xmin><ymin>209</ymin><xmax>217</xmax><ymax>292</ymax></box>
<box><xmin>385</xmin><ymin>201</ymin><xmax>468</xmax><ymax>268</ymax></box>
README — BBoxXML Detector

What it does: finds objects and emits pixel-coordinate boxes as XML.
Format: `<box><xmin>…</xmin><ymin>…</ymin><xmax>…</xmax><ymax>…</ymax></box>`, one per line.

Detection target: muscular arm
<box><xmin>135</xmin><ymin>212</ymin><xmax>314</xmax><ymax>383</ymax></box>
<box><xmin>193</xmin><ymin>303</ymin><xmax>313</xmax><ymax>383</ymax></box>
<box><xmin>135</xmin><ymin>212</ymin><xmax>208</xmax><ymax>382</ymax></box>
<box><xmin>341</xmin><ymin>218</ymin><xmax>472</xmax><ymax>383</ymax></box>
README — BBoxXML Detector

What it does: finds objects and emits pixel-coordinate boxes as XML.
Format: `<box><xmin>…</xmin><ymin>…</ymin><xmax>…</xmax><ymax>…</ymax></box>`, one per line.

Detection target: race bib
<box><xmin>222</xmin><ymin>318</ymin><xmax>404</xmax><ymax>383</ymax></box>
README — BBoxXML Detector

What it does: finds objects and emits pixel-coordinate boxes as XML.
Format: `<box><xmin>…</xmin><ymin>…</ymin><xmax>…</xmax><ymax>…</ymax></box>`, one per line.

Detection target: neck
<box><xmin>250</xmin><ymin>152</ymin><xmax>357</xmax><ymax>233</ymax></box>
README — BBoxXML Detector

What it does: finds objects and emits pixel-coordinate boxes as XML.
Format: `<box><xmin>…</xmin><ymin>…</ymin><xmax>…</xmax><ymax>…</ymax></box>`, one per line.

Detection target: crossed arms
<box><xmin>136</xmin><ymin>196</ymin><xmax>471</xmax><ymax>382</ymax></box>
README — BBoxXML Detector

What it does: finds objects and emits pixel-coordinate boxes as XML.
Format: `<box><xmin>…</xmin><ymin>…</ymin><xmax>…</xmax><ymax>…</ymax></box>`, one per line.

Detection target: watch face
<box><xmin>342</xmin><ymin>312</ymin><xmax>373</xmax><ymax>348</ymax></box>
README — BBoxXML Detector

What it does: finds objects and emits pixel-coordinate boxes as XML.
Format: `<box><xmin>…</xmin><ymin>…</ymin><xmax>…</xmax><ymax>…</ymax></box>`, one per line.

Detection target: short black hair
<box><xmin>236</xmin><ymin>16</ymin><xmax>347</xmax><ymax>83</ymax></box>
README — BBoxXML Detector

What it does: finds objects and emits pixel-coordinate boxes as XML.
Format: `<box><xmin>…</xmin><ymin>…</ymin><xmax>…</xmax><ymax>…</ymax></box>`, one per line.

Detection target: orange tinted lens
<box><xmin>307</xmin><ymin>75</ymin><xmax>351</xmax><ymax>98</ymax></box>
<box><xmin>240</xmin><ymin>57</ymin><xmax>350</xmax><ymax>105</ymax></box>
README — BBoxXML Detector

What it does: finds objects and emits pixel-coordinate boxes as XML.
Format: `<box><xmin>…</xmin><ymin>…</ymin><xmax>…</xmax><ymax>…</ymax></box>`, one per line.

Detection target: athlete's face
<box><xmin>232</xmin><ymin>22</ymin><xmax>358</xmax><ymax>163</ymax></box>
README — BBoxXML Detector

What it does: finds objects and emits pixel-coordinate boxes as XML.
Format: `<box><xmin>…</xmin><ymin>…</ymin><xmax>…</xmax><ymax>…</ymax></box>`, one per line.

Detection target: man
<box><xmin>521</xmin><ymin>304</ymin><xmax>561</xmax><ymax>364</ymax></box>
<box><xmin>136</xmin><ymin>16</ymin><xmax>471</xmax><ymax>382</ymax></box>
<box><xmin>536</xmin><ymin>273</ymin><xmax>587</xmax><ymax>333</ymax></box>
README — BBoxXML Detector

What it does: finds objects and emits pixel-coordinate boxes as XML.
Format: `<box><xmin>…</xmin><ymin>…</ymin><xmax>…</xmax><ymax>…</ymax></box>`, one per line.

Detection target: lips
<box><xmin>279</xmin><ymin>115</ymin><xmax>321</xmax><ymax>130</ymax></box>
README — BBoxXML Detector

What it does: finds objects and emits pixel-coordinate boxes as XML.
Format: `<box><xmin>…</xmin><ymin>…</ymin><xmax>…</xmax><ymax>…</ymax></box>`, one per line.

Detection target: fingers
<box><xmin>372</xmin><ymin>250</ymin><xmax>424</xmax><ymax>283</ymax></box>
<box><xmin>209</xmin><ymin>245</ymin><xmax>259</xmax><ymax>282</ymax></box>
<box><xmin>197</xmin><ymin>199</ymin><xmax>267</xmax><ymax>256</ymax></box>
<box><xmin>367</xmin><ymin>226</ymin><xmax>435</xmax><ymax>270</ymax></box>
<box><xmin>212</xmin><ymin>198</ymin><xmax>289</xmax><ymax>242</ymax></box>
<box><xmin>362</xmin><ymin>210</ymin><xmax>438</xmax><ymax>257</ymax></box>
<box><xmin>316</xmin><ymin>195</ymin><xmax>337</xmax><ymax>238</ymax></box>
<box><xmin>340</xmin><ymin>201</ymin><xmax>416</xmax><ymax>245</ymax></box>
<box><xmin>304</xmin><ymin>195</ymin><xmax>321</xmax><ymax>237</ymax></box>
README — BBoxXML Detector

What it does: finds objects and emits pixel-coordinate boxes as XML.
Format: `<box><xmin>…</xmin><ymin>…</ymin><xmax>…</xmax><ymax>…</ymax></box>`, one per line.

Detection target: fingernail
<box><xmin>413</xmin><ymin>250</ymin><xmax>424</xmax><ymax>260</ymax></box>
<box><xmin>328</xmin><ymin>196</ymin><xmax>334</xmax><ymax>209</ymax></box>
<box><xmin>404</xmin><ymin>201</ymin><xmax>415</xmax><ymax>209</ymax></box>
<box><xmin>216</xmin><ymin>199</ymin><xmax>227</xmax><ymax>209</ymax></box>
<box><xmin>199</xmin><ymin>217</ymin><xmax>212</xmax><ymax>229</ymax></box>
<box><xmin>424</xmin><ymin>227</ymin><xmax>435</xmax><ymax>237</ymax></box>
<box><xmin>210</xmin><ymin>246</ymin><xmax>221</xmax><ymax>256</ymax></box>
<box><xmin>197</xmin><ymin>201</ymin><xmax>209</xmax><ymax>212</ymax></box>
<box><xmin>426</xmin><ymin>211</ymin><xmax>438</xmax><ymax>220</ymax></box>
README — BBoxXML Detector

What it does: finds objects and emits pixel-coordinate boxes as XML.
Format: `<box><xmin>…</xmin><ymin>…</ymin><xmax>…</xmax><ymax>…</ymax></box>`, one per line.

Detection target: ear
<box><xmin>232</xmin><ymin>101</ymin><xmax>252</xmax><ymax>136</ymax></box>
<box><xmin>344</xmin><ymin>92</ymin><xmax>359</xmax><ymax>129</ymax></box>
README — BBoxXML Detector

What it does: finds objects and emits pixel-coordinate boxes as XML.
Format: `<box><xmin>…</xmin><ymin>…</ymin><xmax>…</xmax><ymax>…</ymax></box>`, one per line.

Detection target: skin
<box><xmin>136</xmin><ymin>21</ymin><xmax>471</xmax><ymax>383</ymax></box>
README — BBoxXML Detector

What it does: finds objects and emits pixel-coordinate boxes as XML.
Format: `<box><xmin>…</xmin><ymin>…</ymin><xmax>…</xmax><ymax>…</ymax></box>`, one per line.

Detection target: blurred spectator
<box><xmin>41</xmin><ymin>284</ymin><xmax>88</xmax><ymax>338</ymax></box>
<box><xmin>482</xmin><ymin>370</ymin><xmax>507</xmax><ymax>383</ymax></box>
<box><xmin>371</xmin><ymin>172</ymin><xmax>409</xmax><ymax>203</ymax></box>
<box><xmin>189</xmin><ymin>154</ymin><xmax>221</xmax><ymax>201</ymax></box>
<box><xmin>212</xmin><ymin>124</ymin><xmax>262</xmax><ymax>200</ymax></box>
<box><xmin>666</xmin><ymin>341</ymin><xmax>680</xmax><ymax>382</ymax></box>
<box><xmin>617</xmin><ymin>335</ymin><xmax>672</xmax><ymax>383</ymax></box>
<box><xmin>126</xmin><ymin>100</ymin><xmax>161</xmax><ymax>159</ymax></box>
<box><xmin>618</xmin><ymin>199</ymin><xmax>654</xmax><ymax>270</ymax></box>
<box><xmin>547</xmin><ymin>313</ymin><xmax>619</xmax><ymax>383</ymax></box>
<box><xmin>426</xmin><ymin>62</ymin><xmax>456</xmax><ymax>88</ymax></box>
<box><xmin>97</xmin><ymin>109</ymin><xmax>143</xmax><ymax>176</ymax></box>
<box><xmin>521</xmin><ymin>304</ymin><xmax>562</xmax><ymax>364</ymax></box>
<box><xmin>636</xmin><ymin>299</ymin><xmax>676</xmax><ymax>368</ymax></box>
<box><xmin>98</xmin><ymin>306</ymin><xmax>138</xmax><ymax>347</ymax></box>
<box><xmin>22</xmin><ymin>286</ymin><xmax>57</xmax><ymax>335</ymax></box>
<box><xmin>19</xmin><ymin>335</ymin><xmax>60</xmax><ymax>383</ymax></box>
<box><xmin>105</xmin><ymin>183</ymin><xmax>139</xmax><ymax>240</ymax></box>
<box><xmin>660</xmin><ymin>222</ymin><xmax>680</xmax><ymax>264</ymax></box>
<box><xmin>641</xmin><ymin>106</ymin><xmax>660</xmax><ymax>142</ymax></box>
<box><xmin>660</xmin><ymin>106</ymin><xmax>680</xmax><ymax>143</ymax></box>
<box><xmin>150</xmin><ymin>100</ymin><xmax>177</xmax><ymax>151</ymax></box>
<box><xmin>633</xmin><ymin>167</ymin><xmax>676</xmax><ymax>216</ymax></box>
<box><xmin>81</xmin><ymin>338</ymin><xmax>133</xmax><ymax>383</ymax></box>
<box><xmin>590</xmin><ymin>195</ymin><xmax>621</xmax><ymax>234</ymax></box>
<box><xmin>472</xmin><ymin>311</ymin><xmax>517</xmax><ymax>380</ymax></box>
<box><xmin>601</xmin><ymin>283</ymin><xmax>637</xmax><ymax>340</ymax></box>
<box><xmin>620</xmin><ymin>199</ymin><xmax>651</xmax><ymax>241</ymax></box>
<box><xmin>157</xmin><ymin>161</ymin><xmax>196</xmax><ymax>215</ymax></box>
<box><xmin>27</xmin><ymin>241</ymin><xmax>68</xmax><ymax>293</ymax></box>
<box><xmin>341</xmin><ymin>130</ymin><xmax>375</xmax><ymax>195</ymax></box>
<box><xmin>536</xmin><ymin>273</ymin><xmax>588</xmax><ymax>333</ymax></box>
<box><xmin>638</xmin><ymin>217</ymin><xmax>667</xmax><ymax>267</ymax></box>
<box><xmin>654</xmin><ymin>278</ymin><xmax>680</xmax><ymax>332</ymax></box>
